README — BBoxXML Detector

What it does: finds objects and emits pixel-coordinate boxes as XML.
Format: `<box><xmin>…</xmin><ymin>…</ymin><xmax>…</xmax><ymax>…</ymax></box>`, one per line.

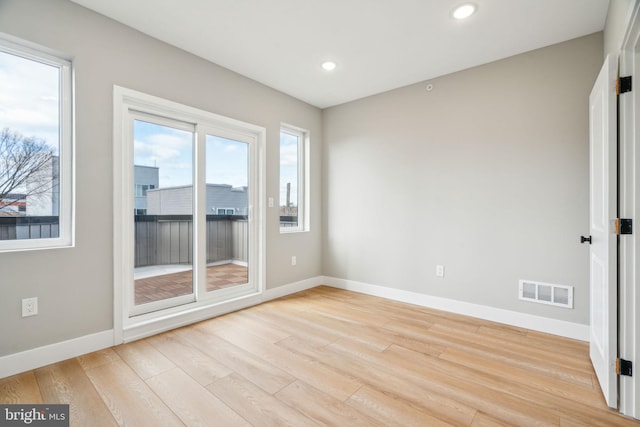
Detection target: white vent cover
<box><xmin>519</xmin><ymin>280</ymin><xmax>573</xmax><ymax>309</ymax></box>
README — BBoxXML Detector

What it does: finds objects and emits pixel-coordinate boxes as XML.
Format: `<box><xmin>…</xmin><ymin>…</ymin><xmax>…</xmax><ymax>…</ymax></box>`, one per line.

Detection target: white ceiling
<box><xmin>70</xmin><ymin>0</ymin><xmax>609</xmax><ymax>108</ymax></box>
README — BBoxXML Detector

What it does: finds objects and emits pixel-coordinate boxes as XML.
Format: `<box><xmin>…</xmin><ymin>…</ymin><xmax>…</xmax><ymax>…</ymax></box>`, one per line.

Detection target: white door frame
<box><xmin>112</xmin><ymin>86</ymin><xmax>266</xmax><ymax>344</ymax></box>
<box><xmin>619</xmin><ymin>2</ymin><xmax>640</xmax><ymax>419</ymax></box>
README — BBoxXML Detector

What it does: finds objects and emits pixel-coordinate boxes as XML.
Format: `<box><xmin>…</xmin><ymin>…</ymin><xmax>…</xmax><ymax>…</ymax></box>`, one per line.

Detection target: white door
<box><xmin>589</xmin><ymin>54</ymin><xmax>618</xmax><ymax>409</ymax></box>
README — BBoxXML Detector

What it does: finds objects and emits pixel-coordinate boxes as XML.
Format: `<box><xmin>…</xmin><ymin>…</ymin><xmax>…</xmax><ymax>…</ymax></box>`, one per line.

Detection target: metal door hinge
<box><xmin>618</xmin><ymin>76</ymin><xmax>632</xmax><ymax>95</ymax></box>
<box><xmin>616</xmin><ymin>358</ymin><xmax>633</xmax><ymax>377</ymax></box>
<box><xmin>614</xmin><ymin>218</ymin><xmax>633</xmax><ymax>235</ymax></box>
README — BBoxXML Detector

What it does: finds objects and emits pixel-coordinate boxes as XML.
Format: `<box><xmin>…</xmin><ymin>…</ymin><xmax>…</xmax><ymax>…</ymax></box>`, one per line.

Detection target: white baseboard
<box><xmin>0</xmin><ymin>330</ymin><xmax>114</xmax><ymax>379</ymax></box>
<box><xmin>322</xmin><ymin>276</ymin><xmax>589</xmax><ymax>342</ymax></box>
<box><xmin>263</xmin><ymin>276</ymin><xmax>324</xmax><ymax>301</ymax></box>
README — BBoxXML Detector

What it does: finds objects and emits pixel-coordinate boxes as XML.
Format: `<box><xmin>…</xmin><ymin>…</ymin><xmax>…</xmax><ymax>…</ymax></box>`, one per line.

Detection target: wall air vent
<box><xmin>519</xmin><ymin>280</ymin><xmax>573</xmax><ymax>309</ymax></box>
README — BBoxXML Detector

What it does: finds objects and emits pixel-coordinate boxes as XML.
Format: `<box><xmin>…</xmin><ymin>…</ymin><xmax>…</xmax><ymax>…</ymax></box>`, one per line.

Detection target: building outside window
<box><xmin>133</xmin><ymin>165</ymin><xmax>159</xmax><ymax>215</ymax></box>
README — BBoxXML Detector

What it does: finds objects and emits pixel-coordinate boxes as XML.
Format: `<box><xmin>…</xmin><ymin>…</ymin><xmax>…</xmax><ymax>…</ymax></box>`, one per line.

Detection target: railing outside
<box><xmin>0</xmin><ymin>215</ymin><xmax>248</xmax><ymax>269</ymax></box>
<box><xmin>0</xmin><ymin>216</ymin><xmax>59</xmax><ymax>240</ymax></box>
<box><xmin>279</xmin><ymin>215</ymin><xmax>298</xmax><ymax>228</ymax></box>
<box><xmin>134</xmin><ymin>215</ymin><xmax>248</xmax><ymax>268</ymax></box>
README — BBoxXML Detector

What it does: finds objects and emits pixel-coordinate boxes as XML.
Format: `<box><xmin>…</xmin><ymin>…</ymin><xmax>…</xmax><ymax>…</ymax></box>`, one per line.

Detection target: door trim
<box><xmin>619</xmin><ymin>2</ymin><xmax>640</xmax><ymax>418</ymax></box>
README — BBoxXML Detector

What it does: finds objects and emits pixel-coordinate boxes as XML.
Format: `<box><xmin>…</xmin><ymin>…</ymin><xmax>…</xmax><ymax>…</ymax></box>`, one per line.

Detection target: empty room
<box><xmin>1</xmin><ymin>0</ymin><xmax>639</xmax><ymax>425</ymax></box>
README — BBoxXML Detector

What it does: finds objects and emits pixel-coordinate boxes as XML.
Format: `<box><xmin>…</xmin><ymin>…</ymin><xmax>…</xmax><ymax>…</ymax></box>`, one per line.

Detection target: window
<box><xmin>279</xmin><ymin>125</ymin><xmax>308</xmax><ymax>232</ymax></box>
<box><xmin>215</xmin><ymin>208</ymin><xmax>235</xmax><ymax>215</ymax></box>
<box><xmin>134</xmin><ymin>184</ymin><xmax>155</xmax><ymax>197</ymax></box>
<box><xmin>0</xmin><ymin>35</ymin><xmax>73</xmax><ymax>251</ymax></box>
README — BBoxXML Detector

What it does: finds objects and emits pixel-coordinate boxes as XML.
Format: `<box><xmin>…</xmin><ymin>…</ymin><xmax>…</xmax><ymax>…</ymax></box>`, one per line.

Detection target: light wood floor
<box><xmin>1</xmin><ymin>286</ymin><xmax>638</xmax><ymax>426</ymax></box>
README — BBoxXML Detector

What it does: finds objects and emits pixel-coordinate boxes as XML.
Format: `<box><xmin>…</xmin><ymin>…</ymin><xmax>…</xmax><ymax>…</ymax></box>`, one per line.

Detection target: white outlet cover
<box><xmin>435</xmin><ymin>265</ymin><xmax>445</xmax><ymax>278</ymax></box>
<box><xmin>22</xmin><ymin>297</ymin><xmax>38</xmax><ymax>317</ymax></box>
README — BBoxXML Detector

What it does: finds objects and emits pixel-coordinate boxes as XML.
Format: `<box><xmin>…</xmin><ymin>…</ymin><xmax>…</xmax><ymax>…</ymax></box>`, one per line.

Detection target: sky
<box><xmin>0</xmin><ymin>50</ymin><xmax>60</xmax><ymax>151</ymax></box>
<box><xmin>279</xmin><ymin>131</ymin><xmax>299</xmax><ymax>207</ymax></box>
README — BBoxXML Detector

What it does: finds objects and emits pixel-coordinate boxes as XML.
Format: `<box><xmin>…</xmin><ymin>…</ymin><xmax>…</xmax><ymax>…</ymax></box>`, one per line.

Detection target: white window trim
<box><xmin>0</xmin><ymin>33</ymin><xmax>75</xmax><ymax>252</ymax></box>
<box><xmin>113</xmin><ymin>85</ymin><xmax>266</xmax><ymax>343</ymax></box>
<box><xmin>280</xmin><ymin>124</ymin><xmax>309</xmax><ymax>233</ymax></box>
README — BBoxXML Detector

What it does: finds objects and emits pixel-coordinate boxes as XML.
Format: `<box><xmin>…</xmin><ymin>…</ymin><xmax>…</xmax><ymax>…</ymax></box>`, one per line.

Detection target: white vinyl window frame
<box><xmin>279</xmin><ymin>124</ymin><xmax>309</xmax><ymax>233</ymax></box>
<box><xmin>0</xmin><ymin>34</ymin><xmax>74</xmax><ymax>252</ymax></box>
<box><xmin>113</xmin><ymin>85</ymin><xmax>266</xmax><ymax>343</ymax></box>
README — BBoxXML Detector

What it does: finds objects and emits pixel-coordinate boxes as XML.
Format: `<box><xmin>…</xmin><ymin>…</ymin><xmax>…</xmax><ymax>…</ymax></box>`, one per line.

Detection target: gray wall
<box><xmin>0</xmin><ymin>0</ymin><xmax>322</xmax><ymax>357</ymax></box>
<box><xmin>604</xmin><ymin>0</ymin><xmax>635</xmax><ymax>57</ymax></box>
<box><xmin>322</xmin><ymin>33</ymin><xmax>603</xmax><ymax>325</ymax></box>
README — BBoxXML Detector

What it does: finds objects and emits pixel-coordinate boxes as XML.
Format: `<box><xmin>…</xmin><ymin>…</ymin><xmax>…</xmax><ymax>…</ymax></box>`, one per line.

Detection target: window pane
<box><xmin>133</xmin><ymin>119</ymin><xmax>194</xmax><ymax>306</ymax></box>
<box><xmin>0</xmin><ymin>50</ymin><xmax>60</xmax><ymax>240</ymax></box>
<box><xmin>279</xmin><ymin>130</ymin><xmax>299</xmax><ymax>228</ymax></box>
<box><xmin>205</xmin><ymin>135</ymin><xmax>249</xmax><ymax>291</ymax></box>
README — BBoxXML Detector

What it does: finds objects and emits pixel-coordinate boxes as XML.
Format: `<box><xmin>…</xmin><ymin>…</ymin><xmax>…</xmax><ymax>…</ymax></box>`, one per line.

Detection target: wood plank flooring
<box><xmin>1</xmin><ymin>286</ymin><xmax>638</xmax><ymax>426</ymax></box>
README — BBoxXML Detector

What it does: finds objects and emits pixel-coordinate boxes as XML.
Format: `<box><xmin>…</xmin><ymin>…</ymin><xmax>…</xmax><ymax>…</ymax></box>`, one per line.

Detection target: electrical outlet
<box><xmin>268</xmin><ymin>197</ymin><xmax>274</xmax><ymax>208</ymax></box>
<box><xmin>435</xmin><ymin>265</ymin><xmax>445</xmax><ymax>278</ymax></box>
<box><xmin>22</xmin><ymin>297</ymin><xmax>38</xmax><ymax>317</ymax></box>
<box><xmin>291</xmin><ymin>256</ymin><xmax>297</xmax><ymax>266</ymax></box>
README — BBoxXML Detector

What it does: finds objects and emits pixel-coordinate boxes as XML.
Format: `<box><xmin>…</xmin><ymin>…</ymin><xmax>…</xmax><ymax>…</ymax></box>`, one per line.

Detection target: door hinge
<box><xmin>616</xmin><ymin>358</ymin><xmax>633</xmax><ymax>377</ymax></box>
<box><xmin>618</xmin><ymin>76</ymin><xmax>632</xmax><ymax>95</ymax></box>
<box><xmin>614</xmin><ymin>218</ymin><xmax>633</xmax><ymax>235</ymax></box>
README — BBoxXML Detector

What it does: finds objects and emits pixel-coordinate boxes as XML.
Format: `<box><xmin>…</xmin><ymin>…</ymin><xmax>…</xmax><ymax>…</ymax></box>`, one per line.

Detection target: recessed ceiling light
<box><xmin>452</xmin><ymin>3</ymin><xmax>477</xmax><ymax>20</ymax></box>
<box><xmin>321</xmin><ymin>61</ymin><xmax>337</xmax><ymax>71</ymax></box>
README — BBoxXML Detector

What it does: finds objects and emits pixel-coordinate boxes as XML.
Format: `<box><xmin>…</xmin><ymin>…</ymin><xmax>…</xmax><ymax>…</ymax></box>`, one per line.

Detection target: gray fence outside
<box><xmin>134</xmin><ymin>215</ymin><xmax>248</xmax><ymax>268</ymax></box>
<box><xmin>0</xmin><ymin>216</ymin><xmax>246</xmax><ymax>268</ymax></box>
<box><xmin>0</xmin><ymin>217</ymin><xmax>59</xmax><ymax>241</ymax></box>
<box><xmin>279</xmin><ymin>215</ymin><xmax>298</xmax><ymax>228</ymax></box>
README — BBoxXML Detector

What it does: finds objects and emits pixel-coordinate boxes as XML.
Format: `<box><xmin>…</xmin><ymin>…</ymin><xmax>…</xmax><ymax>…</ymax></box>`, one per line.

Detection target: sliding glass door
<box><xmin>131</xmin><ymin>116</ymin><xmax>195</xmax><ymax>315</ymax></box>
<box><xmin>125</xmin><ymin>112</ymin><xmax>259</xmax><ymax>318</ymax></box>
